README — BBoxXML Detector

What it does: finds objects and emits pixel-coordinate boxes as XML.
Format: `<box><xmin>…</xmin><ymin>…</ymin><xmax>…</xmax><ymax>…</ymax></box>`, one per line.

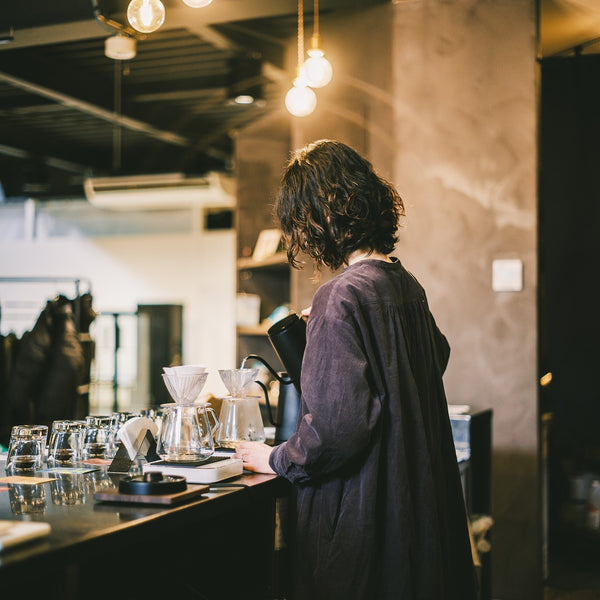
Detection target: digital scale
<box><xmin>143</xmin><ymin>455</ymin><xmax>243</xmax><ymax>484</ymax></box>
<box><xmin>115</xmin><ymin>415</ymin><xmax>244</xmax><ymax>485</ymax></box>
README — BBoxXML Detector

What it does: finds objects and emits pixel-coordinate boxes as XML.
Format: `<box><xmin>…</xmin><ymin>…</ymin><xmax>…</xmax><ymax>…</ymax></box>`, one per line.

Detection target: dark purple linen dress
<box><xmin>269</xmin><ymin>258</ymin><xmax>477</xmax><ymax>600</ymax></box>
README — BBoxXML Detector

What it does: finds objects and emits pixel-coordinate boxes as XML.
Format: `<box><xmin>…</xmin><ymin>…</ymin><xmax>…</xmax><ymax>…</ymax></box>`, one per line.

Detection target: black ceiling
<box><xmin>0</xmin><ymin>0</ymin><xmax>386</xmax><ymax>200</ymax></box>
<box><xmin>1</xmin><ymin>0</ymin><xmax>600</xmax><ymax>201</ymax></box>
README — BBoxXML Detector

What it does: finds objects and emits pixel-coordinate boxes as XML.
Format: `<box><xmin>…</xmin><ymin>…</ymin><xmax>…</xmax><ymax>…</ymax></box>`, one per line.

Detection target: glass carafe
<box><xmin>216</xmin><ymin>368</ymin><xmax>266</xmax><ymax>449</ymax></box>
<box><xmin>156</xmin><ymin>371</ymin><xmax>219</xmax><ymax>463</ymax></box>
<box><xmin>157</xmin><ymin>402</ymin><xmax>219</xmax><ymax>463</ymax></box>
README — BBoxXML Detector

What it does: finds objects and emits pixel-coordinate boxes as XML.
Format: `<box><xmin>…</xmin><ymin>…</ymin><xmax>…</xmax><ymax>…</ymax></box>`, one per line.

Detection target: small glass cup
<box><xmin>82</xmin><ymin>415</ymin><xmax>113</xmax><ymax>460</ymax></box>
<box><xmin>47</xmin><ymin>420</ymin><xmax>85</xmax><ymax>467</ymax></box>
<box><xmin>9</xmin><ymin>482</ymin><xmax>47</xmax><ymax>515</ymax></box>
<box><xmin>50</xmin><ymin>472</ymin><xmax>85</xmax><ymax>506</ymax></box>
<box><xmin>5</xmin><ymin>424</ymin><xmax>48</xmax><ymax>473</ymax></box>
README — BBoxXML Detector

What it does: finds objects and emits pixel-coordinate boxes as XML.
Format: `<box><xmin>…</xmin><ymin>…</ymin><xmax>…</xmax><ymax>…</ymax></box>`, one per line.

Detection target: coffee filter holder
<box><xmin>218</xmin><ymin>368</ymin><xmax>258</xmax><ymax>398</ymax></box>
<box><xmin>162</xmin><ymin>370</ymin><xmax>209</xmax><ymax>405</ymax></box>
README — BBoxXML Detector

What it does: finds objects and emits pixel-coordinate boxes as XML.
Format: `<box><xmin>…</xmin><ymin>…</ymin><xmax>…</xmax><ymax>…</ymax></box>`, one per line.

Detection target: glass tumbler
<box><xmin>82</xmin><ymin>415</ymin><xmax>113</xmax><ymax>460</ymax></box>
<box><xmin>50</xmin><ymin>472</ymin><xmax>85</xmax><ymax>506</ymax></box>
<box><xmin>9</xmin><ymin>482</ymin><xmax>47</xmax><ymax>514</ymax></box>
<box><xmin>6</xmin><ymin>424</ymin><xmax>48</xmax><ymax>473</ymax></box>
<box><xmin>47</xmin><ymin>420</ymin><xmax>85</xmax><ymax>466</ymax></box>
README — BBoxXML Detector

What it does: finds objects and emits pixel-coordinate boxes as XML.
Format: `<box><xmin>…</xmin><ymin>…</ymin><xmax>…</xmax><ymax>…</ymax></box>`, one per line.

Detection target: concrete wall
<box><xmin>273</xmin><ymin>1</ymin><xmax>540</xmax><ymax>598</ymax></box>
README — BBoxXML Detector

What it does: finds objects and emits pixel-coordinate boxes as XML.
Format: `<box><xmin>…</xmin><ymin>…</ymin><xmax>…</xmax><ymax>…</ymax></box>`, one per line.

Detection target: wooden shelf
<box><xmin>237</xmin><ymin>253</ymin><xmax>288</xmax><ymax>270</ymax></box>
<box><xmin>237</xmin><ymin>325</ymin><xmax>270</xmax><ymax>336</ymax></box>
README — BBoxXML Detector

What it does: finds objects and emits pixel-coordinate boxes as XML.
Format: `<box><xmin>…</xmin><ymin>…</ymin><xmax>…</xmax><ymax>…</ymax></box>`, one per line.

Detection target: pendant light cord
<box><xmin>314</xmin><ymin>0</ymin><xmax>319</xmax><ymax>38</ymax></box>
<box><xmin>297</xmin><ymin>0</ymin><xmax>304</xmax><ymax>73</ymax></box>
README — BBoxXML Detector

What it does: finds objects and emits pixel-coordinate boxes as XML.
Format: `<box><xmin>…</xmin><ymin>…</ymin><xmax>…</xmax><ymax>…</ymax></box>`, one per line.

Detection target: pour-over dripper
<box><xmin>162</xmin><ymin>371</ymin><xmax>209</xmax><ymax>405</ymax></box>
<box><xmin>218</xmin><ymin>368</ymin><xmax>258</xmax><ymax>398</ymax></box>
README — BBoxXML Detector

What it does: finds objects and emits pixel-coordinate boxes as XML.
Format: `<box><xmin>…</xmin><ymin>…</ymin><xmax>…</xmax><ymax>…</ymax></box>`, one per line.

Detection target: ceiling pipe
<box><xmin>0</xmin><ymin>70</ymin><xmax>189</xmax><ymax>148</ymax></box>
<box><xmin>0</xmin><ymin>143</ymin><xmax>93</xmax><ymax>175</ymax></box>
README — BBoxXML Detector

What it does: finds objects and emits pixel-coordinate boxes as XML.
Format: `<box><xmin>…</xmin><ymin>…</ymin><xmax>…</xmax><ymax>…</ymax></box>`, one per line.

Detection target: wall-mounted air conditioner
<box><xmin>83</xmin><ymin>172</ymin><xmax>235</xmax><ymax>211</ymax></box>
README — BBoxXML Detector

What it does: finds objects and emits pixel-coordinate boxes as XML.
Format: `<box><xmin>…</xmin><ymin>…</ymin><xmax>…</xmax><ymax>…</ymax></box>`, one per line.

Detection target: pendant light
<box><xmin>126</xmin><ymin>0</ymin><xmax>213</xmax><ymax>35</ymax></box>
<box><xmin>182</xmin><ymin>0</ymin><xmax>213</xmax><ymax>7</ymax></box>
<box><xmin>127</xmin><ymin>0</ymin><xmax>165</xmax><ymax>34</ymax></box>
<box><xmin>285</xmin><ymin>0</ymin><xmax>317</xmax><ymax>117</ymax></box>
<box><xmin>303</xmin><ymin>0</ymin><xmax>332</xmax><ymax>88</ymax></box>
<box><xmin>105</xmin><ymin>34</ymin><xmax>137</xmax><ymax>60</ymax></box>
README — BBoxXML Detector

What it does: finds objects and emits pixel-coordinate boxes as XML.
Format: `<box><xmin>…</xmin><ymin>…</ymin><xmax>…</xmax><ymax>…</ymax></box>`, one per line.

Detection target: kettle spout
<box><xmin>242</xmin><ymin>354</ymin><xmax>293</xmax><ymax>385</ymax></box>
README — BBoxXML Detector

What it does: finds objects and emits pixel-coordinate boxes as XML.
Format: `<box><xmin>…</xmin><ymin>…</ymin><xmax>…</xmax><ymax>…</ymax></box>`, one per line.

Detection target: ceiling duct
<box><xmin>83</xmin><ymin>171</ymin><xmax>235</xmax><ymax>211</ymax></box>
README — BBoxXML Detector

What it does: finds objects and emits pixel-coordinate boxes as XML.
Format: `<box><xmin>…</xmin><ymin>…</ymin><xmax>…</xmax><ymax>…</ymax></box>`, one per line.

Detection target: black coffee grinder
<box><xmin>244</xmin><ymin>312</ymin><xmax>306</xmax><ymax>444</ymax></box>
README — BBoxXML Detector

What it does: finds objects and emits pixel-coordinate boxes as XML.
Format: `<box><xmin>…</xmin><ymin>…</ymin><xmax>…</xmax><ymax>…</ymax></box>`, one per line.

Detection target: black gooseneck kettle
<box><xmin>244</xmin><ymin>312</ymin><xmax>306</xmax><ymax>444</ymax></box>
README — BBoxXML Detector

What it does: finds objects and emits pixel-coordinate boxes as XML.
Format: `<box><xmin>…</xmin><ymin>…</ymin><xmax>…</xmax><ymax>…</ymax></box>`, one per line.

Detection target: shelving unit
<box><xmin>233</xmin><ymin>113</ymin><xmax>292</xmax><ymax>370</ymax></box>
<box><xmin>236</xmin><ymin>251</ymin><xmax>290</xmax><ymax>369</ymax></box>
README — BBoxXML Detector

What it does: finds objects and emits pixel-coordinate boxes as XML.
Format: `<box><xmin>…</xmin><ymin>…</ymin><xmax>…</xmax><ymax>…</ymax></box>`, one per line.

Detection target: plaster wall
<box><xmin>282</xmin><ymin>1</ymin><xmax>540</xmax><ymax>598</ymax></box>
<box><xmin>0</xmin><ymin>222</ymin><xmax>236</xmax><ymax>401</ymax></box>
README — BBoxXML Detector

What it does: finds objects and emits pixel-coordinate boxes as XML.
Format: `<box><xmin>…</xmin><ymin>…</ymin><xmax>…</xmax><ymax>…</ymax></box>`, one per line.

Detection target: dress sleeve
<box><xmin>269</xmin><ymin>310</ymin><xmax>382</xmax><ymax>484</ymax></box>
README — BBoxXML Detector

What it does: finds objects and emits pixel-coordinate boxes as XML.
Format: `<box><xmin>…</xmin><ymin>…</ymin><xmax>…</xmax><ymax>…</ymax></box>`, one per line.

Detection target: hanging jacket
<box><xmin>7</xmin><ymin>295</ymin><xmax>91</xmax><ymax>430</ymax></box>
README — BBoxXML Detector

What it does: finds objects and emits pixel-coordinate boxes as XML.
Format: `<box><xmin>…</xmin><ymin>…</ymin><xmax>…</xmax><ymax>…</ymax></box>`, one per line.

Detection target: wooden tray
<box><xmin>94</xmin><ymin>484</ymin><xmax>209</xmax><ymax>506</ymax></box>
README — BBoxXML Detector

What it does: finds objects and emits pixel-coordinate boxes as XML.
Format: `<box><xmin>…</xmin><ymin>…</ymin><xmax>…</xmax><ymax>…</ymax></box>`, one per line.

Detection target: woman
<box><xmin>234</xmin><ymin>140</ymin><xmax>477</xmax><ymax>600</ymax></box>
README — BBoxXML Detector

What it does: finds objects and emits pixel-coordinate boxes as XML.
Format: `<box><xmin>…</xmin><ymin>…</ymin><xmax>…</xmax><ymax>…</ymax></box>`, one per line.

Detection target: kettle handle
<box><xmin>243</xmin><ymin>354</ymin><xmax>296</xmax><ymax>428</ymax></box>
<box><xmin>254</xmin><ymin>379</ymin><xmax>280</xmax><ymax>428</ymax></box>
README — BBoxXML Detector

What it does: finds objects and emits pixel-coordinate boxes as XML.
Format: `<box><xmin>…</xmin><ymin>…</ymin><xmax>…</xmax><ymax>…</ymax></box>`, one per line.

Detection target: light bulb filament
<box><xmin>141</xmin><ymin>0</ymin><xmax>153</xmax><ymax>27</ymax></box>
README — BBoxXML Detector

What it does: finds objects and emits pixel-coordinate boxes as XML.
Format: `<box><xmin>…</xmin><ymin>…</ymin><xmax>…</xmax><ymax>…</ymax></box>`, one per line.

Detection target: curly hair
<box><xmin>275</xmin><ymin>139</ymin><xmax>404</xmax><ymax>271</ymax></box>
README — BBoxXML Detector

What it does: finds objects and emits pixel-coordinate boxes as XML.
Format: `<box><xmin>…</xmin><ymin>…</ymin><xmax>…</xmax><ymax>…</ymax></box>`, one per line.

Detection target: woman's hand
<box><xmin>233</xmin><ymin>441</ymin><xmax>276</xmax><ymax>474</ymax></box>
<box><xmin>301</xmin><ymin>306</ymin><xmax>312</xmax><ymax>321</ymax></box>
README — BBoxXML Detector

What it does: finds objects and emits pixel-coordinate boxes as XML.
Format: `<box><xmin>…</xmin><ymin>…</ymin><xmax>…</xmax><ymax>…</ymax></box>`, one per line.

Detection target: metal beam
<box><xmin>0</xmin><ymin>143</ymin><xmax>94</xmax><ymax>175</ymax></box>
<box><xmin>0</xmin><ymin>70</ymin><xmax>190</xmax><ymax>148</ymax></box>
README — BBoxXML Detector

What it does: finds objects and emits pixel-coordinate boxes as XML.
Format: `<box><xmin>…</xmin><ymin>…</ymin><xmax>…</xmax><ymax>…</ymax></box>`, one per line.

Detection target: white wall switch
<box><xmin>492</xmin><ymin>258</ymin><xmax>523</xmax><ymax>292</ymax></box>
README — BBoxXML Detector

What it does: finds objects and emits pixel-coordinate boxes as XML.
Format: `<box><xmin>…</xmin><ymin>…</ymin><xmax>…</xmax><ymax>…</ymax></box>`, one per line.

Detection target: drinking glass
<box><xmin>82</xmin><ymin>416</ymin><xmax>113</xmax><ymax>460</ymax></box>
<box><xmin>50</xmin><ymin>472</ymin><xmax>85</xmax><ymax>506</ymax></box>
<box><xmin>9</xmin><ymin>482</ymin><xmax>47</xmax><ymax>515</ymax></box>
<box><xmin>6</xmin><ymin>424</ymin><xmax>48</xmax><ymax>473</ymax></box>
<box><xmin>47</xmin><ymin>419</ymin><xmax>85</xmax><ymax>466</ymax></box>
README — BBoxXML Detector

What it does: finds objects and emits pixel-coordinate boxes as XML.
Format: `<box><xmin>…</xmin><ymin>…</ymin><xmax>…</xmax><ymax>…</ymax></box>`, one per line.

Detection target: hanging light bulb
<box><xmin>285</xmin><ymin>75</ymin><xmax>317</xmax><ymax>117</ymax></box>
<box><xmin>304</xmin><ymin>38</ymin><xmax>333</xmax><ymax>88</ymax></box>
<box><xmin>182</xmin><ymin>0</ymin><xmax>213</xmax><ymax>7</ymax></box>
<box><xmin>286</xmin><ymin>0</ymin><xmax>317</xmax><ymax>117</ymax></box>
<box><xmin>127</xmin><ymin>0</ymin><xmax>165</xmax><ymax>34</ymax></box>
<box><xmin>303</xmin><ymin>0</ymin><xmax>332</xmax><ymax>88</ymax></box>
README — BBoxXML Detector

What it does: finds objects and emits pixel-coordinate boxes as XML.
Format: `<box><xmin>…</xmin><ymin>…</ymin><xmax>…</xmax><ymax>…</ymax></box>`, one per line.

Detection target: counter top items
<box><xmin>47</xmin><ymin>419</ymin><xmax>85</xmax><ymax>467</ymax></box>
<box><xmin>217</xmin><ymin>368</ymin><xmax>266</xmax><ymax>448</ymax></box>
<box><xmin>119</xmin><ymin>471</ymin><xmax>186</xmax><ymax>494</ymax></box>
<box><xmin>0</xmin><ymin>519</ymin><xmax>51</xmax><ymax>551</ymax></box>
<box><xmin>157</xmin><ymin>369</ymin><xmax>220</xmax><ymax>463</ymax></box>
<box><xmin>82</xmin><ymin>415</ymin><xmax>113</xmax><ymax>460</ymax></box>
<box><xmin>94</xmin><ymin>472</ymin><xmax>210</xmax><ymax>505</ymax></box>
<box><xmin>116</xmin><ymin>416</ymin><xmax>159</xmax><ymax>461</ymax></box>
<box><xmin>0</xmin><ymin>461</ymin><xmax>290</xmax><ymax>599</ymax></box>
<box><xmin>5</xmin><ymin>424</ymin><xmax>48</xmax><ymax>473</ymax></box>
<box><xmin>143</xmin><ymin>456</ymin><xmax>243</xmax><ymax>484</ymax></box>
